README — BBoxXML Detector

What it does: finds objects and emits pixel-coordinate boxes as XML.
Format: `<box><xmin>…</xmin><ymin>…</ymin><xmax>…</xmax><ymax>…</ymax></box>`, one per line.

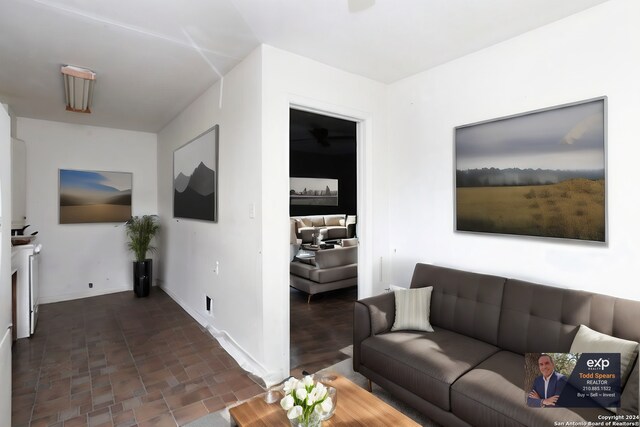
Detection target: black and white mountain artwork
<box><xmin>173</xmin><ymin>126</ymin><xmax>218</xmax><ymax>222</ymax></box>
<box><xmin>174</xmin><ymin>162</ymin><xmax>216</xmax><ymax>221</ymax></box>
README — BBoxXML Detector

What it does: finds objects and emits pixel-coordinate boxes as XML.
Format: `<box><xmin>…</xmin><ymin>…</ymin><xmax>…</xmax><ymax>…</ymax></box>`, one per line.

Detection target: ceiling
<box><xmin>0</xmin><ymin>0</ymin><xmax>610</xmax><ymax>133</ymax></box>
<box><xmin>290</xmin><ymin>109</ymin><xmax>356</xmax><ymax>156</ymax></box>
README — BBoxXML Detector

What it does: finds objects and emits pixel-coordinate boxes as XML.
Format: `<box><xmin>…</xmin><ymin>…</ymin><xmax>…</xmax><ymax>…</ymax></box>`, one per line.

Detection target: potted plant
<box><xmin>125</xmin><ymin>215</ymin><xmax>160</xmax><ymax>297</ymax></box>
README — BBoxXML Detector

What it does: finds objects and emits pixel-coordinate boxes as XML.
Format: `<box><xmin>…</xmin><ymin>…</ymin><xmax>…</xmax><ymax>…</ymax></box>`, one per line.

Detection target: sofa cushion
<box><xmin>300</xmin><ymin>217</ymin><xmax>313</xmax><ymax>227</ymax></box>
<box><xmin>570</xmin><ymin>324</ymin><xmax>639</xmax><ymax>389</ymax></box>
<box><xmin>341</xmin><ymin>238</ymin><xmax>358</xmax><ymax>247</ymax></box>
<box><xmin>309</xmin><ymin>264</ymin><xmax>357</xmax><ymax>284</ymax></box>
<box><xmin>315</xmin><ymin>246</ymin><xmax>357</xmax><ymax>269</ymax></box>
<box><xmin>391</xmin><ymin>287</ymin><xmax>434</xmax><ymax>332</ymax></box>
<box><xmin>295</xmin><ymin>255</ymin><xmax>316</xmax><ymax>266</ymax></box>
<box><xmin>311</xmin><ymin>217</ymin><xmax>325</xmax><ymax>227</ymax></box>
<box><xmin>619</xmin><ymin>359</ymin><xmax>639</xmax><ymax>416</ymax></box>
<box><xmin>360</xmin><ymin>327</ymin><xmax>499</xmax><ymax>411</ymax></box>
<box><xmin>409</xmin><ymin>264</ymin><xmax>505</xmax><ymax>346</ymax></box>
<box><xmin>325</xmin><ymin>226</ymin><xmax>347</xmax><ymax>239</ymax></box>
<box><xmin>324</xmin><ymin>215</ymin><xmax>344</xmax><ymax>226</ymax></box>
<box><xmin>297</xmin><ymin>228</ymin><xmax>315</xmax><ymax>243</ymax></box>
<box><xmin>451</xmin><ymin>351</ymin><xmax>610</xmax><ymax>427</ymax></box>
<box><xmin>290</xmin><ymin>261</ymin><xmax>314</xmax><ymax>279</ymax></box>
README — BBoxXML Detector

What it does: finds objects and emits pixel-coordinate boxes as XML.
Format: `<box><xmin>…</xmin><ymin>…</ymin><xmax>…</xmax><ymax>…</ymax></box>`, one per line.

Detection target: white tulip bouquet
<box><xmin>280</xmin><ymin>375</ymin><xmax>334</xmax><ymax>426</ymax></box>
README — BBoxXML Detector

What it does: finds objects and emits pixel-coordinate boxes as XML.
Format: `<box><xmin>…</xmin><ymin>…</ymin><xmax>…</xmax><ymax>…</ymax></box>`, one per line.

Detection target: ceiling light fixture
<box><xmin>61</xmin><ymin>65</ymin><xmax>96</xmax><ymax>113</ymax></box>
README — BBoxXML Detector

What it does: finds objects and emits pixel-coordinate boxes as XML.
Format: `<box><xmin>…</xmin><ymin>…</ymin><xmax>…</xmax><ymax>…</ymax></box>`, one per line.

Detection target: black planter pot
<box><xmin>133</xmin><ymin>259</ymin><xmax>152</xmax><ymax>297</ymax></box>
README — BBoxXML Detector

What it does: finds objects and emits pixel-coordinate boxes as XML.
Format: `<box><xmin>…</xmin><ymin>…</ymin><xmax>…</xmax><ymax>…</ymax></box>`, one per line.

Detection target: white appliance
<box><xmin>29</xmin><ymin>244</ymin><xmax>41</xmax><ymax>334</ymax></box>
<box><xmin>13</xmin><ymin>243</ymin><xmax>41</xmax><ymax>338</ymax></box>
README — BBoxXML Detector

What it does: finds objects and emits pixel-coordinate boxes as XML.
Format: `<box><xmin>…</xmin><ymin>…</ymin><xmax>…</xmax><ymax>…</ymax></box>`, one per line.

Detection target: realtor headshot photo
<box><xmin>527</xmin><ymin>353</ymin><xmax>568</xmax><ymax>408</ymax></box>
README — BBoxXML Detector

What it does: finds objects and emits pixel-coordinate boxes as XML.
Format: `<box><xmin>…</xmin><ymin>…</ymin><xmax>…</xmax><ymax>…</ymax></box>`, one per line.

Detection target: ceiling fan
<box><xmin>291</xmin><ymin>127</ymin><xmax>355</xmax><ymax>147</ymax></box>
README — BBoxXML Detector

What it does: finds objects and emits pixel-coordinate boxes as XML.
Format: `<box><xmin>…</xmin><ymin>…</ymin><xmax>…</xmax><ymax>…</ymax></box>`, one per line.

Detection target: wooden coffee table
<box><xmin>229</xmin><ymin>374</ymin><xmax>420</xmax><ymax>426</ymax></box>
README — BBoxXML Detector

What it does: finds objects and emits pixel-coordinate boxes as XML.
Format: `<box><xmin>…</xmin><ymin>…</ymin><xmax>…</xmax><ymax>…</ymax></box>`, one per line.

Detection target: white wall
<box><xmin>0</xmin><ymin>104</ymin><xmax>13</xmax><ymax>427</ymax></box>
<box><xmin>261</xmin><ymin>45</ymin><xmax>388</xmax><ymax>376</ymax></box>
<box><xmin>16</xmin><ymin>118</ymin><xmax>157</xmax><ymax>303</ymax></box>
<box><xmin>157</xmin><ymin>45</ymin><xmax>387</xmax><ymax>382</ymax></box>
<box><xmin>387</xmin><ymin>0</ymin><xmax>640</xmax><ymax>300</ymax></box>
<box><xmin>157</xmin><ymin>48</ymin><xmax>266</xmax><ymax>375</ymax></box>
<box><xmin>262</xmin><ymin>45</ymin><xmax>390</xmax><ymax>295</ymax></box>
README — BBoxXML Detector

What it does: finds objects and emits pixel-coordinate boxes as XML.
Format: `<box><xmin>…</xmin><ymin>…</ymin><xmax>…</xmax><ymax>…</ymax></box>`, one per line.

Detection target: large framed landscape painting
<box><xmin>173</xmin><ymin>125</ymin><xmax>218</xmax><ymax>222</ymax></box>
<box><xmin>59</xmin><ymin>169</ymin><xmax>132</xmax><ymax>224</ymax></box>
<box><xmin>455</xmin><ymin>97</ymin><xmax>606</xmax><ymax>242</ymax></box>
<box><xmin>290</xmin><ymin>177</ymin><xmax>339</xmax><ymax>206</ymax></box>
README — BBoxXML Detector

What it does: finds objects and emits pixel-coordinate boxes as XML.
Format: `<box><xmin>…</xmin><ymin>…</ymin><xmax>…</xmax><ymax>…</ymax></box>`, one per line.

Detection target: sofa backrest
<box><xmin>499</xmin><ymin>278</ymin><xmax>640</xmax><ymax>415</ymax></box>
<box><xmin>324</xmin><ymin>214</ymin><xmax>345</xmax><ymax>226</ymax></box>
<box><xmin>410</xmin><ymin>263</ymin><xmax>506</xmax><ymax>346</ymax></box>
<box><xmin>291</xmin><ymin>214</ymin><xmax>346</xmax><ymax>229</ymax></box>
<box><xmin>315</xmin><ymin>246</ymin><xmax>357</xmax><ymax>269</ymax></box>
<box><xmin>498</xmin><ymin>278</ymin><xmax>640</xmax><ymax>354</ymax></box>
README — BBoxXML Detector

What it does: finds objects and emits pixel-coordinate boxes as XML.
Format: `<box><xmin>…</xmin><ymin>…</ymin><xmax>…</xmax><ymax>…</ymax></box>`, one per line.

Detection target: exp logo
<box><xmin>586</xmin><ymin>357</ymin><xmax>610</xmax><ymax>370</ymax></box>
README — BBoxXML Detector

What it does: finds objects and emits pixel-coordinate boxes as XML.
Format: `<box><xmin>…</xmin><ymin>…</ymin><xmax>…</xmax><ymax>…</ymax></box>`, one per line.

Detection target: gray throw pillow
<box><xmin>569</xmin><ymin>325</ymin><xmax>638</xmax><ymax>413</ymax></box>
<box><xmin>570</xmin><ymin>324</ymin><xmax>639</xmax><ymax>390</ymax></box>
<box><xmin>391</xmin><ymin>287</ymin><xmax>434</xmax><ymax>332</ymax></box>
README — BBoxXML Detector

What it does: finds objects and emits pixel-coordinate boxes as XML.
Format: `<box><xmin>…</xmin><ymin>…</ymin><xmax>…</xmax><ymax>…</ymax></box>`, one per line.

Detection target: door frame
<box><xmin>286</xmin><ymin>97</ymin><xmax>375</xmax><ymax>372</ymax></box>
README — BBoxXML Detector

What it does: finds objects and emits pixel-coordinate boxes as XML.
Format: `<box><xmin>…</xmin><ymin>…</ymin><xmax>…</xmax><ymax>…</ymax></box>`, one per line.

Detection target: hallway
<box><xmin>11</xmin><ymin>288</ymin><xmax>262</xmax><ymax>427</ymax></box>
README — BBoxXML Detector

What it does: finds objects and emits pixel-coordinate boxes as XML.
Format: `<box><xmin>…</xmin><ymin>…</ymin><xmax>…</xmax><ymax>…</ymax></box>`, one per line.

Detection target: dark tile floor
<box><xmin>289</xmin><ymin>286</ymin><xmax>356</xmax><ymax>378</ymax></box>
<box><xmin>11</xmin><ymin>288</ymin><xmax>263</xmax><ymax>427</ymax></box>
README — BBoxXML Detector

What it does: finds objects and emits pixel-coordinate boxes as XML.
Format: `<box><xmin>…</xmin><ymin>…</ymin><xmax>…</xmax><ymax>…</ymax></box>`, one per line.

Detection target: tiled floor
<box><xmin>289</xmin><ymin>287</ymin><xmax>355</xmax><ymax>378</ymax></box>
<box><xmin>11</xmin><ymin>288</ymin><xmax>263</xmax><ymax>427</ymax></box>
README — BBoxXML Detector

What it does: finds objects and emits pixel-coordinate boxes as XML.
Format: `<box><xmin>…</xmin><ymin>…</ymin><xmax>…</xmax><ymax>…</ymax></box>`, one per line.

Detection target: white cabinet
<box><xmin>11</xmin><ymin>137</ymin><xmax>26</xmax><ymax>228</ymax></box>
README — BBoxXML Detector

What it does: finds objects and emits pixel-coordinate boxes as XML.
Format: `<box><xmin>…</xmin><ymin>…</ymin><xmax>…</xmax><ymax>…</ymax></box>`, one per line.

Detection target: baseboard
<box><xmin>39</xmin><ymin>285</ymin><xmax>131</xmax><ymax>304</ymax></box>
<box><xmin>159</xmin><ymin>284</ymin><xmax>281</xmax><ymax>386</ymax></box>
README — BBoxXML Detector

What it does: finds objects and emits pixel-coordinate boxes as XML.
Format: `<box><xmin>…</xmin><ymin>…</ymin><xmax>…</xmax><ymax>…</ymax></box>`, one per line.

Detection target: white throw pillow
<box><xmin>391</xmin><ymin>287</ymin><xmax>434</xmax><ymax>332</ymax></box>
<box><xmin>570</xmin><ymin>324</ymin><xmax>639</xmax><ymax>390</ymax></box>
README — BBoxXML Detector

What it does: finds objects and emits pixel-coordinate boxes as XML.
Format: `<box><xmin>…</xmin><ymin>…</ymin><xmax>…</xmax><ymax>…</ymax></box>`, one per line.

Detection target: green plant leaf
<box><xmin>125</xmin><ymin>215</ymin><xmax>160</xmax><ymax>262</ymax></box>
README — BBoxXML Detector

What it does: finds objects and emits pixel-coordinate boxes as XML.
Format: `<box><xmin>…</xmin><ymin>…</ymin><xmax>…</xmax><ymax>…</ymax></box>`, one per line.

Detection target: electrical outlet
<box><xmin>205</xmin><ymin>296</ymin><xmax>213</xmax><ymax>316</ymax></box>
<box><xmin>88</xmin><ymin>283</ymin><xmax>93</xmax><ymax>288</ymax></box>
<box><xmin>214</xmin><ymin>261</ymin><xmax>219</xmax><ymax>275</ymax></box>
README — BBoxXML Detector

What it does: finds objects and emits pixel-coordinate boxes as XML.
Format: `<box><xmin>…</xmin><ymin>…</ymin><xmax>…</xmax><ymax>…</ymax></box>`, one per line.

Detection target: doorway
<box><xmin>289</xmin><ymin>109</ymin><xmax>357</xmax><ymax>217</ymax></box>
<box><xmin>288</xmin><ymin>108</ymin><xmax>358</xmax><ymax>375</ymax></box>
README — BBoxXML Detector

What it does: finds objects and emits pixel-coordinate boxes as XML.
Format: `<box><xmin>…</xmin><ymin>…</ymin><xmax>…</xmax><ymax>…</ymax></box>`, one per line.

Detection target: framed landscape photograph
<box><xmin>290</xmin><ymin>177</ymin><xmax>338</xmax><ymax>206</ymax></box>
<box><xmin>455</xmin><ymin>97</ymin><xmax>606</xmax><ymax>242</ymax></box>
<box><xmin>173</xmin><ymin>125</ymin><xmax>218</xmax><ymax>222</ymax></box>
<box><xmin>59</xmin><ymin>169</ymin><xmax>132</xmax><ymax>224</ymax></box>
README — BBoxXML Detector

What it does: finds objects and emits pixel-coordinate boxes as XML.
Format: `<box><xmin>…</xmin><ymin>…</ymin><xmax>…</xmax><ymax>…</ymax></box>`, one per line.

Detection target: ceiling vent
<box><xmin>61</xmin><ymin>65</ymin><xmax>96</xmax><ymax>113</ymax></box>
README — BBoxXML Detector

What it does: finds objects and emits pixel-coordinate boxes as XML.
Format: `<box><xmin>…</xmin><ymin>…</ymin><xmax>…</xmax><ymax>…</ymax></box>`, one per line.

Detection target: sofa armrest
<box><xmin>353</xmin><ymin>292</ymin><xmax>395</xmax><ymax>371</ymax></box>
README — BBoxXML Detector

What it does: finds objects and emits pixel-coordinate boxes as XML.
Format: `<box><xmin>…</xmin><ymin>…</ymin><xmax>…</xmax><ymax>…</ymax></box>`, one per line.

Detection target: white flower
<box><xmin>295</xmin><ymin>388</ymin><xmax>307</xmax><ymax>400</ymax></box>
<box><xmin>283</xmin><ymin>378</ymin><xmax>298</xmax><ymax>394</ymax></box>
<box><xmin>314</xmin><ymin>382</ymin><xmax>326</xmax><ymax>397</ymax></box>
<box><xmin>320</xmin><ymin>396</ymin><xmax>333</xmax><ymax>413</ymax></box>
<box><xmin>302</xmin><ymin>375</ymin><xmax>314</xmax><ymax>387</ymax></box>
<box><xmin>280</xmin><ymin>394</ymin><xmax>294</xmax><ymax>411</ymax></box>
<box><xmin>280</xmin><ymin>376</ymin><xmax>333</xmax><ymax>421</ymax></box>
<box><xmin>287</xmin><ymin>405</ymin><xmax>303</xmax><ymax>419</ymax></box>
<box><xmin>306</xmin><ymin>384</ymin><xmax>325</xmax><ymax>406</ymax></box>
<box><xmin>306</xmin><ymin>393</ymin><xmax>316</xmax><ymax>406</ymax></box>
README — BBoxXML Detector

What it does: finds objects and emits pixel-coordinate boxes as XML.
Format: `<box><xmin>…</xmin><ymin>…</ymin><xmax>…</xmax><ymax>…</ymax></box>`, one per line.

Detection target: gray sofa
<box><xmin>290</xmin><ymin>245</ymin><xmax>357</xmax><ymax>302</ymax></box>
<box><xmin>291</xmin><ymin>215</ymin><xmax>349</xmax><ymax>243</ymax></box>
<box><xmin>354</xmin><ymin>263</ymin><xmax>640</xmax><ymax>427</ymax></box>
